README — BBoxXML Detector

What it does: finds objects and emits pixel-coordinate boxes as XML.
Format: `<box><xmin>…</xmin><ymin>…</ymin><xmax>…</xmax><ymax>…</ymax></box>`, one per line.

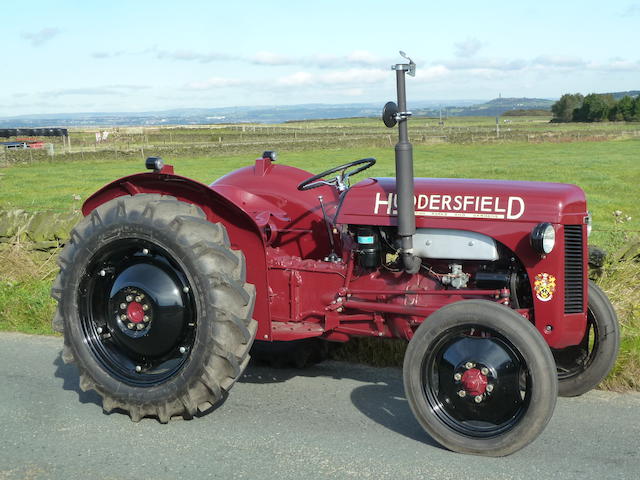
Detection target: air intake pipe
<box><xmin>383</xmin><ymin>52</ymin><xmax>421</xmax><ymax>274</ymax></box>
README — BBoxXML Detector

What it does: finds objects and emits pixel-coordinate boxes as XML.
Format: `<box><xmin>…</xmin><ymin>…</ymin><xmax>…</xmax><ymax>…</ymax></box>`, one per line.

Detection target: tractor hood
<box><xmin>337</xmin><ymin>177</ymin><xmax>587</xmax><ymax>226</ymax></box>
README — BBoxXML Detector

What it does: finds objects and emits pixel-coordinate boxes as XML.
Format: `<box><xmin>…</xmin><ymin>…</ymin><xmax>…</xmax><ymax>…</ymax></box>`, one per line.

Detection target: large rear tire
<box><xmin>51</xmin><ymin>194</ymin><xmax>257</xmax><ymax>422</ymax></box>
<box><xmin>403</xmin><ymin>300</ymin><xmax>557</xmax><ymax>456</ymax></box>
<box><xmin>554</xmin><ymin>280</ymin><xmax>620</xmax><ymax>397</ymax></box>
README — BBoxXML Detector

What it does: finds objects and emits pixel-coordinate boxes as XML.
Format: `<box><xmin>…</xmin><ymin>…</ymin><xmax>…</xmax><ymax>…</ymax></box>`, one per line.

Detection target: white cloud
<box><xmin>21</xmin><ymin>27</ymin><xmax>60</xmax><ymax>46</ymax></box>
<box><xmin>532</xmin><ymin>55</ymin><xmax>587</xmax><ymax>68</ymax></box>
<box><xmin>454</xmin><ymin>38</ymin><xmax>484</xmax><ymax>58</ymax></box>
<box><xmin>25</xmin><ymin>85</ymin><xmax>151</xmax><ymax>97</ymax></box>
<box><xmin>92</xmin><ymin>50</ymin><xmax>126</xmax><ymax>59</ymax></box>
<box><xmin>341</xmin><ymin>88</ymin><xmax>365</xmax><ymax>96</ymax></box>
<box><xmin>416</xmin><ymin>65</ymin><xmax>450</xmax><ymax>81</ymax></box>
<box><xmin>345</xmin><ymin>50</ymin><xmax>381</xmax><ymax>65</ymax></box>
<box><xmin>277</xmin><ymin>72</ymin><xmax>314</xmax><ymax>86</ymax></box>
<box><xmin>441</xmin><ymin>58</ymin><xmax>527</xmax><ymax>71</ymax></box>
<box><xmin>277</xmin><ymin>68</ymin><xmax>387</xmax><ymax>88</ymax></box>
<box><xmin>319</xmin><ymin>68</ymin><xmax>387</xmax><ymax>85</ymax></box>
<box><xmin>621</xmin><ymin>2</ymin><xmax>640</xmax><ymax>16</ymax></box>
<box><xmin>590</xmin><ymin>58</ymin><xmax>640</xmax><ymax>71</ymax></box>
<box><xmin>250</xmin><ymin>51</ymin><xmax>296</xmax><ymax>65</ymax></box>
<box><xmin>155</xmin><ymin>49</ymin><xmax>231</xmax><ymax>63</ymax></box>
<box><xmin>185</xmin><ymin>77</ymin><xmax>248</xmax><ymax>90</ymax></box>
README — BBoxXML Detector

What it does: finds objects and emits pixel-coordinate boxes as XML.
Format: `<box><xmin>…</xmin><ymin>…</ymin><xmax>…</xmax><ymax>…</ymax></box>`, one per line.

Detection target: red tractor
<box><xmin>52</xmin><ymin>53</ymin><xmax>619</xmax><ymax>456</ymax></box>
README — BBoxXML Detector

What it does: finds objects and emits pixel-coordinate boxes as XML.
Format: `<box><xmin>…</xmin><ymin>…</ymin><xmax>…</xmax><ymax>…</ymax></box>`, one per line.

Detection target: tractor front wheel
<box><xmin>51</xmin><ymin>194</ymin><xmax>257</xmax><ymax>422</ymax></box>
<box><xmin>403</xmin><ymin>300</ymin><xmax>557</xmax><ymax>456</ymax></box>
<box><xmin>554</xmin><ymin>280</ymin><xmax>620</xmax><ymax>397</ymax></box>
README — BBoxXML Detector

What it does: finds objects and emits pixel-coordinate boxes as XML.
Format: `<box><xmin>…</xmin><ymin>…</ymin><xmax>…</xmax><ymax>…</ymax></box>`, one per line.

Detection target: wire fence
<box><xmin>3</xmin><ymin>121</ymin><xmax>639</xmax><ymax>168</ymax></box>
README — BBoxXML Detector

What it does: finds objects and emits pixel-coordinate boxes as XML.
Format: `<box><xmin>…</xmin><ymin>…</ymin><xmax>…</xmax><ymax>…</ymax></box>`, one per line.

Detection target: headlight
<box><xmin>145</xmin><ymin>156</ymin><xmax>164</xmax><ymax>172</ymax></box>
<box><xmin>531</xmin><ymin>223</ymin><xmax>555</xmax><ymax>254</ymax></box>
<box><xmin>585</xmin><ymin>212</ymin><xmax>592</xmax><ymax>237</ymax></box>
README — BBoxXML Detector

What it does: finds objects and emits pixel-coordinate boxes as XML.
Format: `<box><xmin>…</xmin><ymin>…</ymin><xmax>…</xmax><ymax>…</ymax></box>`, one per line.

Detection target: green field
<box><xmin>1</xmin><ymin>121</ymin><xmax>639</xmax><ymax>389</ymax></box>
<box><xmin>1</xmin><ymin>138</ymin><xmax>638</xmax><ymax>250</ymax></box>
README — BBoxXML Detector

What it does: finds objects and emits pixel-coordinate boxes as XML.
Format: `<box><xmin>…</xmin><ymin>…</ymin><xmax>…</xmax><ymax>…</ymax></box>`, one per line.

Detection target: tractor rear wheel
<box><xmin>403</xmin><ymin>300</ymin><xmax>557</xmax><ymax>456</ymax></box>
<box><xmin>51</xmin><ymin>194</ymin><xmax>257</xmax><ymax>422</ymax></box>
<box><xmin>554</xmin><ymin>280</ymin><xmax>620</xmax><ymax>397</ymax></box>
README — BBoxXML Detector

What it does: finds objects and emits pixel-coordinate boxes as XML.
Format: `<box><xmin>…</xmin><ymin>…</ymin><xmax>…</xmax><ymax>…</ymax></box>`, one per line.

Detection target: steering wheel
<box><xmin>297</xmin><ymin>158</ymin><xmax>376</xmax><ymax>191</ymax></box>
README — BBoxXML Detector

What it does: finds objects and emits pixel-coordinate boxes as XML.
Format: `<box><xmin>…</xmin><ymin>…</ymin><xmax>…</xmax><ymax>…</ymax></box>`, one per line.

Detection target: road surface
<box><xmin>1</xmin><ymin>332</ymin><xmax>638</xmax><ymax>479</ymax></box>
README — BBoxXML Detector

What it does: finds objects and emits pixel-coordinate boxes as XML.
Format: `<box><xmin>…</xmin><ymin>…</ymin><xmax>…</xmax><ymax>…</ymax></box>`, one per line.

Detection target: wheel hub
<box><xmin>126</xmin><ymin>302</ymin><xmax>145</xmax><ymax>324</ymax></box>
<box><xmin>461</xmin><ymin>368</ymin><xmax>488</xmax><ymax>396</ymax></box>
<box><xmin>113</xmin><ymin>287</ymin><xmax>153</xmax><ymax>336</ymax></box>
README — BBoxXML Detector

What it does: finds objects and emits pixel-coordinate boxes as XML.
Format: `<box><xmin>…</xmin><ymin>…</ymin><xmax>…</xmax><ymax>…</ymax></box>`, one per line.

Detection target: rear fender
<box><xmin>83</xmin><ymin>172</ymin><xmax>271</xmax><ymax>340</ymax></box>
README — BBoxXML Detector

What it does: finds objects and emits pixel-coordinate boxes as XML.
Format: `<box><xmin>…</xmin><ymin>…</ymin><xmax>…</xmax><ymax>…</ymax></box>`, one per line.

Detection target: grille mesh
<box><xmin>564</xmin><ymin>225</ymin><xmax>584</xmax><ymax>314</ymax></box>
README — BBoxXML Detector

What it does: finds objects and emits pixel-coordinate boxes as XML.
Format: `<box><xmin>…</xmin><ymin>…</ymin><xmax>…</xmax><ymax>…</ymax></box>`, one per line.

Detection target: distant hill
<box><xmin>3</xmin><ymin>90</ymin><xmax>637</xmax><ymax>127</ymax></box>
<box><xmin>0</xmin><ymin>101</ymin><xmax>481</xmax><ymax>127</ymax></box>
<box><xmin>605</xmin><ymin>90</ymin><xmax>640</xmax><ymax>100</ymax></box>
<box><xmin>413</xmin><ymin>97</ymin><xmax>554</xmax><ymax>118</ymax></box>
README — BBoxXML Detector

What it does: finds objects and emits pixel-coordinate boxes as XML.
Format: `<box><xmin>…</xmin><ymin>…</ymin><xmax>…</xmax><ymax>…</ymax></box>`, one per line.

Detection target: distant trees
<box><xmin>551</xmin><ymin>94</ymin><xmax>584</xmax><ymax>122</ymax></box>
<box><xmin>551</xmin><ymin>93</ymin><xmax>640</xmax><ymax>122</ymax></box>
<box><xmin>609</xmin><ymin>95</ymin><xmax>635</xmax><ymax>121</ymax></box>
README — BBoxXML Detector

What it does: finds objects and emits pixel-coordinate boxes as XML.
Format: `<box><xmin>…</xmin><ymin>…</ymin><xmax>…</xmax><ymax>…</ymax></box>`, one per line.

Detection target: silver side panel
<box><xmin>413</xmin><ymin>229</ymin><xmax>499</xmax><ymax>261</ymax></box>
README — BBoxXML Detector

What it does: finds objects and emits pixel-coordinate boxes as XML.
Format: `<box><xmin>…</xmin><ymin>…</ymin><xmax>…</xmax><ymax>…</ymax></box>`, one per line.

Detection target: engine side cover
<box><xmin>413</xmin><ymin>229</ymin><xmax>498</xmax><ymax>260</ymax></box>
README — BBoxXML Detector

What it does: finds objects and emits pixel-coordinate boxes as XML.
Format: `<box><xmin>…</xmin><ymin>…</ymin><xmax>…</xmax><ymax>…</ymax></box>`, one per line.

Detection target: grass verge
<box><xmin>1</xmin><ymin>242</ymin><xmax>638</xmax><ymax>391</ymax></box>
<box><xmin>0</xmin><ymin>244</ymin><xmax>58</xmax><ymax>335</ymax></box>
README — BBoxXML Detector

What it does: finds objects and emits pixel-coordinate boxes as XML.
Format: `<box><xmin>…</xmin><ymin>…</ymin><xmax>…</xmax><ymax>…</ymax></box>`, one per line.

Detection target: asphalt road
<box><xmin>1</xmin><ymin>332</ymin><xmax>639</xmax><ymax>480</ymax></box>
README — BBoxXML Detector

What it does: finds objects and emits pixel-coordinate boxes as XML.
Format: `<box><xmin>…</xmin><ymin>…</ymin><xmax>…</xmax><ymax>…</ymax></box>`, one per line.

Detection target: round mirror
<box><xmin>382</xmin><ymin>101</ymin><xmax>398</xmax><ymax>128</ymax></box>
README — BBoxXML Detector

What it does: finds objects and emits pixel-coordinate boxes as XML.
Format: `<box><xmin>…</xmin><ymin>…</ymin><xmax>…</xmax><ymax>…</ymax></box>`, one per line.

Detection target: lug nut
<box><xmin>142</xmin><ymin>248</ymin><xmax>149</xmax><ymax>255</ymax></box>
<box><xmin>120</xmin><ymin>314</ymin><xmax>127</xmax><ymax>321</ymax></box>
<box><xmin>465</xmin><ymin>362</ymin><xmax>475</xmax><ymax>369</ymax></box>
<box><xmin>96</xmin><ymin>327</ymin><xmax>103</xmax><ymax>334</ymax></box>
<box><xmin>458</xmin><ymin>390</ymin><xmax>466</xmax><ymax>398</ymax></box>
<box><xmin>143</xmin><ymin>315</ymin><xmax>149</xmax><ymax>322</ymax></box>
<box><xmin>135</xmin><ymin>365</ymin><xmax>142</xmax><ymax>373</ymax></box>
<box><xmin>486</xmin><ymin>384</ymin><xmax>494</xmax><ymax>393</ymax></box>
<box><xmin>183</xmin><ymin>286</ymin><xmax>190</xmax><ymax>293</ymax></box>
<box><xmin>454</xmin><ymin>373</ymin><xmax>462</xmax><ymax>381</ymax></box>
<box><xmin>481</xmin><ymin>367</ymin><xmax>489</xmax><ymax>376</ymax></box>
<box><xmin>126</xmin><ymin>295</ymin><xmax>133</xmax><ymax>302</ymax></box>
<box><xmin>179</xmin><ymin>346</ymin><xmax>186</xmax><ymax>354</ymax></box>
<box><xmin>135</xmin><ymin>296</ymin><xmax>142</xmax><ymax>302</ymax></box>
<box><xmin>474</xmin><ymin>395</ymin><xmax>483</xmax><ymax>403</ymax></box>
<box><xmin>127</xmin><ymin>322</ymin><xmax>134</xmax><ymax>329</ymax></box>
<box><xmin>120</xmin><ymin>303</ymin><xmax>127</xmax><ymax>310</ymax></box>
<box><xmin>136</xmin><ymin>324</ymin><xmax>144</xmax><ymax>330</ymax></box>
<box><xmin>142</xmin><ymin>304</ymin><xmax>149</xmax><ymax>311</ymax></box>
<box><xmin>98</xmin><ymin>270</ymin><xmax>106</xmax><ymax>277</ymax></box>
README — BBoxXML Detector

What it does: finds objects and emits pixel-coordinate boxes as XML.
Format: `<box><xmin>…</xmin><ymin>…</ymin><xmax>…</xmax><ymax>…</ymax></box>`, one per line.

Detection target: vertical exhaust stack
<box><xmin>383</xmin><ymin>52</ymin><xmax>421</xmax><ymax>274</ymax></box>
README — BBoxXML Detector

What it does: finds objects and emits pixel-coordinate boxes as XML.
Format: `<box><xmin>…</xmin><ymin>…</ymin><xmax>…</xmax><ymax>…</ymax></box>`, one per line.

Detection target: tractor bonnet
<box><xmin>337</xmin><ymin>177</ymin><xmax>587</xmax><ymax>226</ymax></box>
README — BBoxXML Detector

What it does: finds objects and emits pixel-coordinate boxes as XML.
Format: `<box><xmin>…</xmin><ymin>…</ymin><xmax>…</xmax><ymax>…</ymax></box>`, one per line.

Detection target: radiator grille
<box><xmin>564</xmin><ymin>225</ymin><xmax>584</xmax><ymax>313</ymax></box>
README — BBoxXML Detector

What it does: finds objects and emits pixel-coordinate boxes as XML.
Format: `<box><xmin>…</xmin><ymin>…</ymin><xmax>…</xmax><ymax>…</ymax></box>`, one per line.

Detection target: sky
<box><xmin>1</xmin><ymin>0</ymin><xmax>639</xmax><ymax>117</ymax></box>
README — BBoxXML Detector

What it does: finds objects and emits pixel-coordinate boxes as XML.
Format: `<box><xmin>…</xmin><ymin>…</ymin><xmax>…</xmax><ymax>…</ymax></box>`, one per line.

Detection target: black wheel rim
<box><xmin>78</xmin><ymin>238</ymin><xmax>197</xmax><ymax>387</ymax></box>
<box><xmin>554</xmin><ymin>309</ymin><xmax>598</xmax><ymax>380</ymax></box>
<box><xmin>421</xmin><ymin>325</ymin><xmax>531</xmax><ymax>438</ymax></box>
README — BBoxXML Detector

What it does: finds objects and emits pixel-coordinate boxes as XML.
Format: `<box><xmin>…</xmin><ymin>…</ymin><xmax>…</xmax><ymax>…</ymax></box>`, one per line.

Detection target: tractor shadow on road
<box><xmin>349</xmin><ymin>383</ymin><xmax>440</xmax><ymax>447</ymax></box>
<box><xmin>53</xmin><ymin>351</ymin><xmax>230</xmax><ymax>419</ymax></box>
<box><xmin>53</xmin><ymin>353</ymin><xmax>103</xmax><ymax>407</ymax></box>
<box><xmin>242</xmin><ymin>361</ymin><xmax>441</xmax><ymax>449</ymax></box>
